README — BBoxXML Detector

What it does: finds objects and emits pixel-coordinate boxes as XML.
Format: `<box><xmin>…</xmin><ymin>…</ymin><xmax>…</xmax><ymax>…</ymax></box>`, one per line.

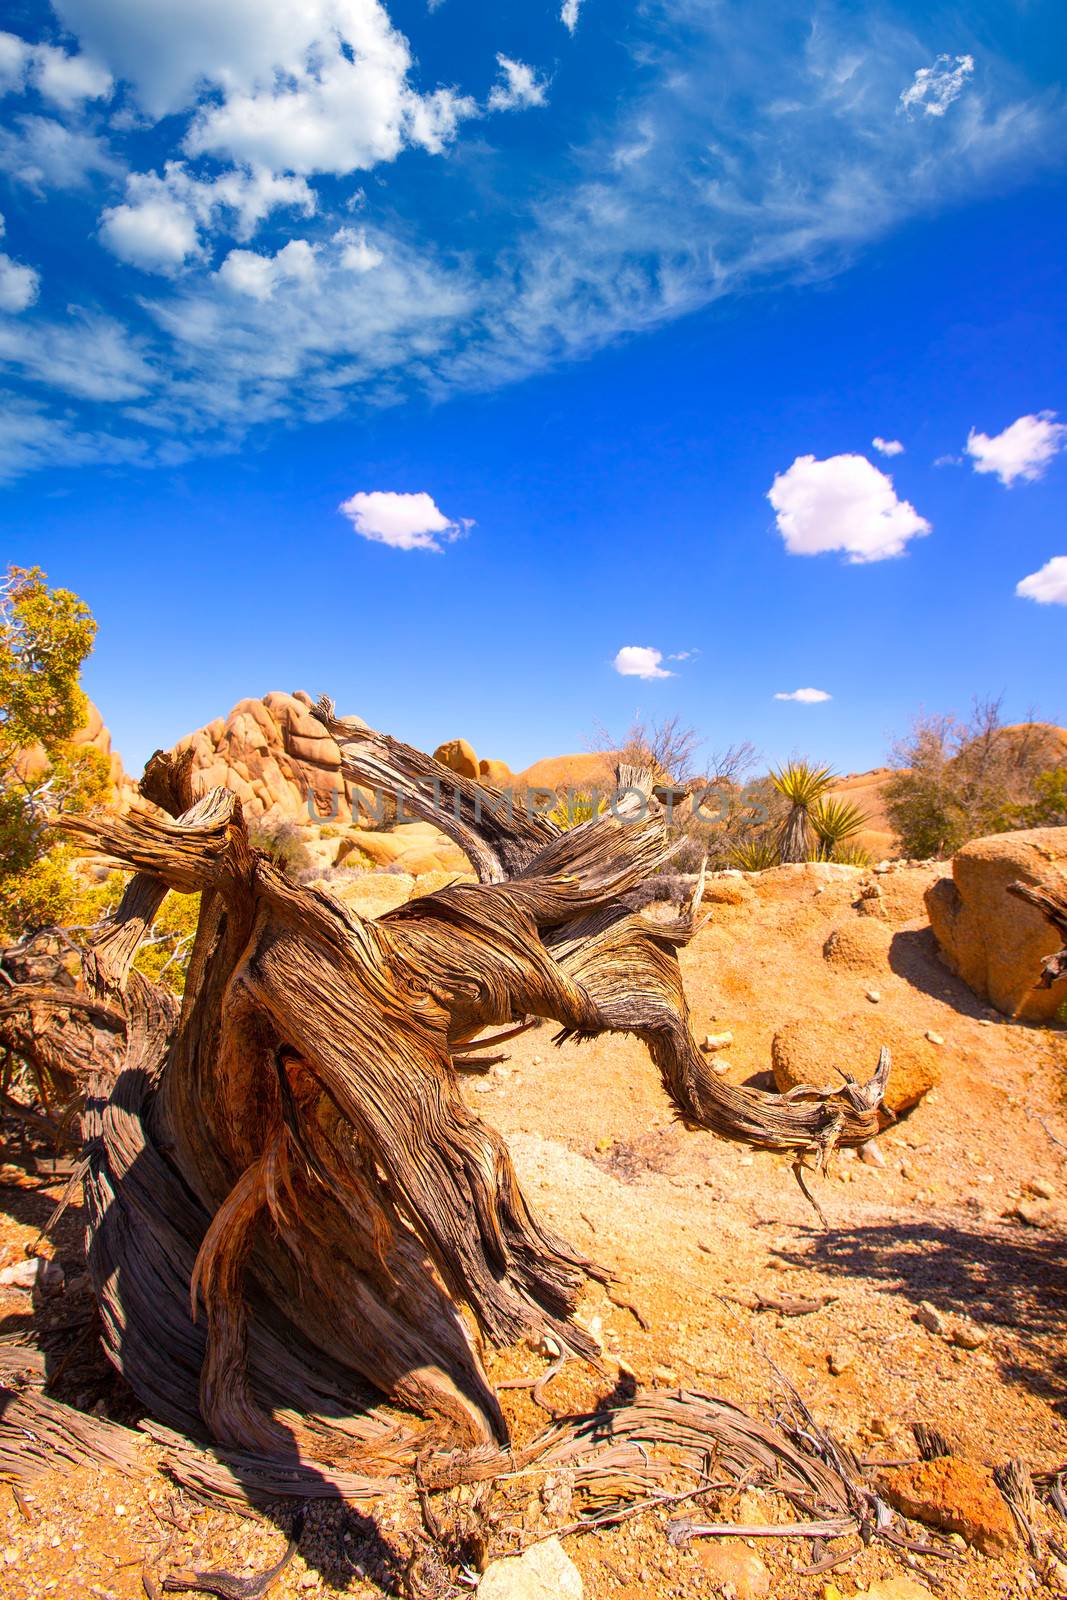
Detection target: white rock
<box><xmin>0</xmin><ymin>1257</ymin><xmax>64</xmax><ymax>1293</ymax></box>
<box><xmin>859</xmin><ymin>1139</ymin><xmax>886</xmax><ymax>1168</ymax></box>
<box><xmin>701</xmin><ymin>1030</ymin><xmax>733</xmax><ymax>1052</ymax></box>
<box><xmin>478</xmin><ymin>1536</ymin><xmax>583</xmax><ymax>1600</ymax></box>
<box><xmin>1029</xmin><ymin>1177</ymin><xmax>1055</xmax><ymax>1200</ymax></box>
<box><xmin>925</xmin><ymin>1030</ymin><xmax>945</xmax><ymax>1046</ymax></box>
<box><xmin>866</xmin><ymin>989</ymin><xmax>881</xmax><ymax>1004</ymax></box>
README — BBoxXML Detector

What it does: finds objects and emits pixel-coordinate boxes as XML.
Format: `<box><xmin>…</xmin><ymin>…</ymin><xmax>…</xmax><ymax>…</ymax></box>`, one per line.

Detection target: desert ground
<box><xmin>0</xmin><ymin>856</ymin><xmax>1064</xmax><ymax>1599</ymax></box>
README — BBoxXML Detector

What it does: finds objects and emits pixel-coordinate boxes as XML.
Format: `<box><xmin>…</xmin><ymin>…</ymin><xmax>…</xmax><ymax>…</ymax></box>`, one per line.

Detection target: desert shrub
<box><xmin>992</xmin><ymin>766</ymin><xmax>1067</xmax><ymax>831</ymax></box>
<box><xmin>0</xmin><ymin>566</ymin><xmax>109</xmax><ymax>939</ymax></box>
<box><xmin>771</xmin><ymin>761</ymin><xmax>836</xmax><ymax>863</ymax></box>
<box><xmin>247</xmin><ymin>815</ymin><xmax>313</xmax><ymax>878</ymax></box>
<box><xmin>548</xmin><ymin>791</ymin><xmax>608</xmax><ymax>829</ymax></box>
<box><xmin>729</xmin><ymin>837</ymin><xmax>781</xmax><ymax>871</ymax></box>
<box><xmin>885</xmin><ymin>699</ymin><xmax>1063</xmax><ymax>858</ymax></box>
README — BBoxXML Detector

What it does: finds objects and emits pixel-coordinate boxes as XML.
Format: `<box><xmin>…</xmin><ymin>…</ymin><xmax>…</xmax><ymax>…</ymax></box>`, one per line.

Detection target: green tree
<box><xmin>0</xmin><ymin>566</ymin><xmax>108</xmax><ymax>937</ymax></box>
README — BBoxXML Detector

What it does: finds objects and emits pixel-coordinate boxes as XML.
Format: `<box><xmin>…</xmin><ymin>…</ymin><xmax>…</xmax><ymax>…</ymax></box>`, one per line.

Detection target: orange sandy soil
<box><xmin>0</xmin><ymin>861</ymin><xmax>1065</xmax><ymax>1599</ymax></box>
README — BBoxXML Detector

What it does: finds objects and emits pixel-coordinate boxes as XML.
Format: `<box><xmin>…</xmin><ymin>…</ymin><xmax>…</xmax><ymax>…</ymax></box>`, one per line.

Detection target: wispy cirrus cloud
<box><xmin>0</xmin><ymin>2</ymin><xmax>1061</xmax><ymax>479</ymax></box>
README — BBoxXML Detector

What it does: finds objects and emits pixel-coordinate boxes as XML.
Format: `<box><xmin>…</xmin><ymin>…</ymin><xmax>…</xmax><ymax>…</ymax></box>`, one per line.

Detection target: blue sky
<box><xmin>0</xmin><ymin>0</ymin><xmax>1065</xmax><ymax>777</ymax></box>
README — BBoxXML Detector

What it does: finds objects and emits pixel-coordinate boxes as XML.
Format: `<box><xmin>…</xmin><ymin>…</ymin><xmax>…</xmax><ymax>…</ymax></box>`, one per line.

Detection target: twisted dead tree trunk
<box><xmin>42</xmin><ymin>706</ymin><xmax>891</xmax><ymax>1490</ymax></box>
<box><xmin>1008</xmin><ymin>879</ymin><xmax>1067</xmax><ymax>990</ymax></box>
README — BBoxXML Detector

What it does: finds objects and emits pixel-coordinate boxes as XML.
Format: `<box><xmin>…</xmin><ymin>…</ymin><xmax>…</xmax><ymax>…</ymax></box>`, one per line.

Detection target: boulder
<box><xmin>879</xmin><ymin>1457</ymin><xmax>1017</xmax><ymax>1555</ymax></box>
<box><xmin>772</xmin><ymin>1015</ymin><xmax>939</xmax><ymax>1114</ymax></box>
<box><xmin>925</xmin><ymin>828</ymin><xmax>1067</xmax><ymax>1021</ymax></box>
<box><xmin>479</xmin><ymin>757</ymin><xmax>512</xmax><ymax>786</ymax></box>
<box><xmin>694</xmin><ymin>1544</ymin><xmax>770</xmax><ymax>1598</ymax></box>
<box><xmin>477</xmin><ymin>1538</ymin><xmax>583</xmax><ymax>1600</ymax></box>
<box><xmin>321</xmin><ymin>872</ymin><xmax>415</xmax><ymax>919</ymax></box>
<box><xmin>823</xmin><ymin>919</ymin><xmax>893</xmax><ymax>974</ymax></box>
<box><xmin>171</xmin><ymin>692</ymin><xmax>373</xmax><ymax>824</ymax></box>
<box><xmin>433</xmin><ymin>738</ymin><xmax>479</xmax><ymax>779</ymax></box>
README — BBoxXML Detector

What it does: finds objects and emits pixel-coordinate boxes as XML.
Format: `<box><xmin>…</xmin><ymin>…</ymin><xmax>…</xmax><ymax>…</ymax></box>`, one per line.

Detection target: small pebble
<box><xmin>1029</xmin><ymin>1177</ymin><xmax>1055</xmax><ymax>1200</ymax></box>
<box><xmin>859</xmin><ymin>1140</ymin><xmax>885</xmax><ymax>1168</ymax></box>
<box><xmin>865</xmin><ymin>989</ymin><xmax>881</xmax><ymax>1003</ymax></box>
<box><xmin>916</xmin><ymin>1301</ymin><xmax>946</xmax><ymax>1335</ymax></box>
<box><xmin>702</xmin><ymin>1031</ymin><xmax>733</xmax><ymax>1052</ymax></box>
<box><xmin>925</xmin><ymin>1030</ymin><xmax>945</xmax><ymax>1045</ymax></box>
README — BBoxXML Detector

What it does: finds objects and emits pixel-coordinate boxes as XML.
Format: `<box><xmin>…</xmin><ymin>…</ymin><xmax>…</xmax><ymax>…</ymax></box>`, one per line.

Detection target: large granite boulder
<box><xmin>925</xmin><ymin>828</ymin><xmax>1067</xmax><ymax>1021</ymax></box>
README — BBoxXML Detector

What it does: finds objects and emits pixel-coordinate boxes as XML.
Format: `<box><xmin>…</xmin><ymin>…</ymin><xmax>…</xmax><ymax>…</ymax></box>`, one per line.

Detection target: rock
<box><xmin>925</xmin><ymin>1030</ymin><xmax>945</xmax><ymax>1046</ymax></box>
<box><xmin>849</xmin><ymin>1582</ymin><xmax>936</xmax><ymax>1600</ymax></box>
<box><xmin>171</xmin><ymin>692</ymin><xmax>374</xmax><ymax>824</ymax></box>
<box><xmin>866</xmin><ymin>989</ymin><xmax>881</xmax><ymax>1003</ymax></box>
<box><xmin>859</xmin><ymin>1139</ymin><xmax>886</xmax><ymax>1167</ymax></box>
<box><xmin>433</xmin><ymin>738</ymin><xmax>479</xmax><ymax>780</ymax></box>
<box><xmin>694</xmin><ymin>1544</ymin><xmax>770</xmax><ymax>1599</ymax></box>
<box><xmin>477</xmin><ymin>1537</ymin><xmax>583</xmax><ymax>1600</ymax></box>
<box><xmin>771</xmin><ymin>1015</ymin><xmax>939</xmax><ymax>1115</ymax></box>
<box><xmin>1028</xmin><ymin>1177</ymin><xmax>1055</xmax><ymax>1200</ymax></box>
<box><xmin>327</xmin><ymin>872</ymin><xmax>415</xmax><ymax>919</ymax></box>
<box><xmin>950</xmin><ymin>1322</ymin><xmax>987</xmax><ymax>1350</ymax></box>
<box><xmin>827</xmin><ymin>1346</ymin><xmax>853</xmax><ymax>1375</ymax></box>
<box><xmin>879</xmin><ymin>1457</ymin><xmax>1017</xmax><ymax>1555</ymax></box>
<box><xmin>703</xmin><ymin>879</ymin><xmax>752</xmax><ymax>907</ymax></box>
<box><xmin>925</xmin><ymin>828</ymin><xmax>1067</xmax><ymax>1021</ymax></box>
<box><xmin>479</xmin><ymin>758</ymin><xmax>512</xmax><ymax>786</ymax></box>
<box><xmin>711</xmin><ymin>1058</ymin><xmax>730</xmax><ymax>1076</ymax></box>
<box><xmin>1014</xmin><ymin>1199</ymin><xmax>1054</xmax><ymax>1228</ymax></box>
<box><xmin>702</xmin><ymin>1031</ymin><xmax>733</xmax><ymax>1052</ymax></box>
<box><xmin>652</xmin><ymin>1365</ymin><xmax>678</xmax><ymax>1385</ymax></box>
<box><xmin>823</xmin><ymin>919</ymin><xmax>893</xmax><ymax>973</ymax></box>
<box><xmin>915</xmin><ymin>1301</ymin><xmax>946</xmax><ymax>1335</ymax></box>
<box><xmin>0</xmin><ymin>1256</ymin><xmax>64</xmax><ymax>1293</ymax></box>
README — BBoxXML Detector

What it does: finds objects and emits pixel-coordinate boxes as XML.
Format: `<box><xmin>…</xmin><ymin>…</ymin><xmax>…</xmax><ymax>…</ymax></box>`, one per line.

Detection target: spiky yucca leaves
<box><xmin>772</xmin><ymin>762</ymin><xmax>835</xmax><ymax>864</ymax></box>
<box><xmin>830</xmin><ymin>842</ymin><xmax>873</xmax><ymax>868</ymax></box>
<box><xmin>548</xmin><ymin>791</ymin><xmax>607</xmax><ymax>829</ymax></box>
<box><xmin>810</xmin><ymin>796</ymin><xmax>870</xmax><ymax>857</ymax></box>
<box><xmin>729</xmin><ymin>837</ymin><xmax>781</xmax><ymax>872</ymax></box>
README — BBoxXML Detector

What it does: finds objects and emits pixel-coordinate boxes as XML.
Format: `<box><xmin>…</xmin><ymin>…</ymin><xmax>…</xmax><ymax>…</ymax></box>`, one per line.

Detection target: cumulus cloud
<box><xmin>100</xmin><ymin>162</ymin><xmax>315</xmax><ymax>273</ymax></box>
<box><xmin>872</xmin><ymin>436</ymin><xmax>904</xmax><ymax>456</ymax></box>
<box><xmin>1016</xmin><ymin>556</ymin><xmax>1067</xmax><ymax>606</ymax></box>
<box><xmin>487</xmin><ymin>56</ymin><xmax>548</xmax><ymax>113</ymax></box>
<box><xmin>217</xmin><ymin>239</ymin><xmax>317</xmax><ymax>300</ymax></box>
<box><xmin>0</xmin><ymin>215</ymin><xmax>39</xmax><ymax>313</ymax></box>
<box><xmin>768</xmin><ymin>453</ymin><xmax>931</xmax><ymax>563</ymax></box>
<box><xmin>774</xmin><ymin>688</ymin><xmax>832</xmax><ymax>703</ymax></box>
<box><xmin>561</xmin><ymin>0</ymin><xmax>582</xmax><ymax>32</ymax></box>
<box><xmin>0</xmin><ymin>30</ymin><xmax>112</xmax><ymax>108</ymax></box>
<box><xmin>899</xmin><ymin>53</ymin><xmax>974</xmax><ymax>117</ymax></box>
<box><xmin>338</xmin><ymin>489</ymin><xmax>469</xmax><ymax>551</ymax></box>
<box><xmin>612</xmin><ymin>645</ymin><xmax>673</xmax><ymax>680</ymax></box>
<box><xmin>965</xmin><ymin>411</ymin><xmax>1067</xmax><ymax>487</ymax></box>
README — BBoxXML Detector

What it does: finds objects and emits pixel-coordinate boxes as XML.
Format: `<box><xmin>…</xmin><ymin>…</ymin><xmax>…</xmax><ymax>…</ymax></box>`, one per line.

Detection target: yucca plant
<box><xmin>729</xmin><ymin>836</ymin><xmax>781</xmax><ymax>871</ymax></box>
<box><xmin>771</xmin><ymin>761</ymin><xmax>836</xmax><ymax>864</ymax></box>
<box><xmin>810</xmin><ymin>796</ymin><xmax>871</xmax><ymax>858</ymax></box>
<box><xmin>548</xmin><ymin>790</ymin><xmax>607</xmax><ymax>829</ymax></box>
<box><xmin>830</xmin><ymin>842</ymin><xmax>873</xmax><ymax>868</ymax></box>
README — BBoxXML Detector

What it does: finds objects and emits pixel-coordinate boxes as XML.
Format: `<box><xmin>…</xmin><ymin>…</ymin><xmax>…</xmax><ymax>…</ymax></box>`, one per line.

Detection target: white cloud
<box><xmin>768</xmin><ymin>453</ymin><xmax>931</xmax><ymax>563</ymax></box>
<box><xmin>1016</xmin><ymin>557</ymin><xmax>1067</xmax><ymax>606</ymax></box>
<box><xmin>100</xmin><ymin>195</ymin><xmax>201</xmax><ymax>272</ymax></box>
<box><xmin>934</xmin><ymin>453</ymin><xmax>962</xmax><ymax>467</ymax></box>
<box><xmin>0</xmin><ymin>311</ymin><xmax>154</xmax><ymax>401</ymax></box>
<box><xmin>774</xmin><ymin>687</ymin><xmax>832</xmax><ymax>703</ymax></box>
<box><xmin>338</xmin><ymin>489</ymin><xmax>469</xmax><ymax>551</ymax></box>
<box><xmin>0</xmin><ymin>253</ymin><xmax>40</xmax><ymax>313</ymax></box>
<box><xmin>612</xmin><ymin>645</ymin><xmax>673</xmax><ymax>680</ymax></box>
<box><xmin>0</xmin><ymin>30</ymin><xmax>112</xmax><ymax>108</ymax></box>
<box><xmin>218</xmin><ymin>239</ymin><xmax>317</xmax><ymax>300</ymax></box>
<box><xmin>0</xmin><ymin>115</ymin><xmax>122</xmax><ymax>191</ymax></box>
<box><xmin>872</xmin><ymin>436</ymin><xmax>904</xmax><ymax>456</ymax></box>
<box><xmin>900</xmin><ymin>53</ymin><xmax>974</xmax><ymax>118</ymax></box>
<box><xmin>488</xmin><ymin>56</ymin><xmax>548</xmax><ymax>113</ymax></box>
<box><xmin>333</xmin><ymin>225</ymin><xmax>383</xmax><ymax>272</ymax></box>
<box><xmin>561</xmin><ymin>0</ymin><xmax>582</xmax><ymax>33</ymax></box>
<box><xmin>965</xmin><ymin>411</ymin><xmax>1067</xmax><ymax>487</ymax></box>
<box><xmin>99</xmin><ymin>162</ymin><xmax>315</xmax><ymax>273</ymax></box>
<box><xmin>0</xmin><ymin>214</ymin><xmax>39</xmax><ymax>313</ymax></box>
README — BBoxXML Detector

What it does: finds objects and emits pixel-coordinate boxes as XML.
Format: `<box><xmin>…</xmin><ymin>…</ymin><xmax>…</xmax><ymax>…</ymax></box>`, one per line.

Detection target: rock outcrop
<box><xmin>925</xmin><ymin>827</ymin><xmax>1067</xmax><ymax>1021</ymax></box>
<box><xmin>432</xmin><ymin>738</ymin><xmax>479</xmax><ymax>779</ymax></box>
<box><xmin>172</xmin><ymin>691</ymin><xmax>371</xmax><ymax>823</ymax></box>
